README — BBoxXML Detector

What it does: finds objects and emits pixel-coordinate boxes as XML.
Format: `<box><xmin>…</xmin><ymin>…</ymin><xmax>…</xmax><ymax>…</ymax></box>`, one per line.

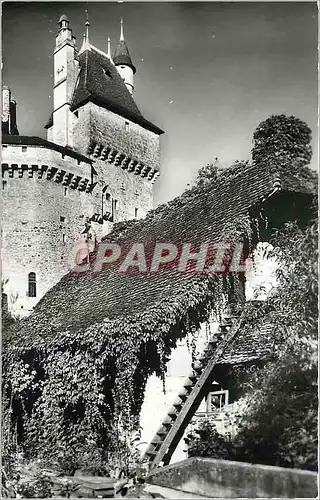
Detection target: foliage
<box><xmin>2</xmin><ymin>125</ymin><xmax>316</xmax><ymax>472</ymax></box>
<box><xmin>2</xmin><ymin>177</ymin><xmax>251</xmax><ymax>468</ymax></box>
<box><xmin>186</xmin><ymin>420</ymin><xmax>232</xmax><ymax>459</ymax></box>
<box><xmin>233</xmin><ymin>353</ymin><xmax>317</xmax><ymax>468</ymax></box>
<box><xmin>233</xmin><ymin>220</ymin><xmax>318</xmax><ymax>468</ymax></box>
<box><xmin>252</xmin><ymin>114</ymin><xmax>312</xmax><ymax>168</ymax></box>
<box><xmin>195</xmin><ymin>159</ymin><xmax>250</xmax><ymax>188</ymax></box>
<box><xmin>195</xmin><ymin>158</ymin><xmax>223</xmax><ymax>186</ymax></box>
<box><xmin>185</xmin><ymin>220</ymin><xmax>317</xmax><ymax>469</ymax></box>
<box><xmin>2</xmin><ymin>279</ymin><xmax>17</xmax><ymax>340</ymax></box>
<box><xmin>2</xmin><ymin>464</ymin><xmax>54</xmax><ymax>499</ymax></box>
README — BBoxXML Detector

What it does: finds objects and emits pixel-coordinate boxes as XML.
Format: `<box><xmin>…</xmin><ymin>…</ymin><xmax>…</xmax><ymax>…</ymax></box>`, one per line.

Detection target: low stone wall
<box><xmin>146</xmin><ymin>457</ymin><xmax>318</xmax><ymax>498</ymax></box>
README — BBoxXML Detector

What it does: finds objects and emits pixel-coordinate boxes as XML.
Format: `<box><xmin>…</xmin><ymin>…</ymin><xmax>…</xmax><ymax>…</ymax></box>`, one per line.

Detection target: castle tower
<box><xmin>2</xmin><ymin>12</ymin><xmax>164</xmax><ymax>316</ymax></box>
<box><xmin>50</xmin><ymin>14</ymin><xmax>78</xmax><ymax>147</ymax></box>
<box><xmin>70</xmin><ymin>16</ymin><xmax>163</xmax><ymax>224</ymax></box>
<box><xmin>113</xmin><ymin>18</ymin><xmax>136</xmax><ymax>96</ymax></box>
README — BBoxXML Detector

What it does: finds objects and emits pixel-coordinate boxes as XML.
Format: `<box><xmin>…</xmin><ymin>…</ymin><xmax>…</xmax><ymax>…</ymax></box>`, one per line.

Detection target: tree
<box><xmin>195</xmin><ymin>158</ymin><xmax>222</xmax><ymax>187</ymax></box>
<box><xmin>184</xmin><ymin>221</ymin><xmax>318</xmax><ymax>469</ymax></box>
<box><xmin>252</xmin><ymin>115</ymin><xmax>312</xmax><ymax>168</ymax></box>
<box><xmin>232</xmin><ymin>220</ymin><xmax>318</xmax><ymax>468</ymax></box>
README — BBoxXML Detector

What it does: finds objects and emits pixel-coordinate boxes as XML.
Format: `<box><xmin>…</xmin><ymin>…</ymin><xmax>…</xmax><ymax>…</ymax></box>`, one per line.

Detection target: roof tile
<box><xmin>6</xmin><ymin>163</ymin><xmax>316</xmax><ymax>354</ymax></box>
<box><xmin>70</xmin><ymin>47</ymin><xmax>163</xmax><ymax>134</ymax></box>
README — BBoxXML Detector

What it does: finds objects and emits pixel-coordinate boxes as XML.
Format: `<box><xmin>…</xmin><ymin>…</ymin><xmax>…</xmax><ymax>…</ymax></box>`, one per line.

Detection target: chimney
<box><xmin>2</xmin><ymin>86</ymin><xmax>11</xmax><ymax>134</ymax></box>
<box><xmin>2</xmin><ymin>87</ymin><xmax>19</xmax><ymax>135</ymax></box>
<box><xmin>9</xmin><ymin>99</ymin><xmax>19</xmax><ymax>135</ymax></box>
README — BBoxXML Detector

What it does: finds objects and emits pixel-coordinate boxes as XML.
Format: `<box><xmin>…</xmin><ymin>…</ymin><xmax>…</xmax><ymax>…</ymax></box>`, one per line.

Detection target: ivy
<box><xmin>2</xmin><ymin>153</ymin><xmax>315</xmax><ymax>471</ymax></box>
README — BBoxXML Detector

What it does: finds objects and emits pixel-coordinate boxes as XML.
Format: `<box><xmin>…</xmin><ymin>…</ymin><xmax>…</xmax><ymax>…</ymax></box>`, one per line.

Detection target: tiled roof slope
<box><xmin>2</xmin><ymin>135</ymin><xmax>92</xmax><ymax>164</ymax></box>
<box><xmin>219</xmin><ymin>322</ymin><xmax>275</xmax><ymax>365</ymax></box>
<box><xmin>70</xmin><ymin>47</ymin><xmax>163</xmax><ymax>134</ymax></box>
<box><xmin>7</xmin><ymin>163</ymin><xmax>316</xmax><ymax>351</ymax></box>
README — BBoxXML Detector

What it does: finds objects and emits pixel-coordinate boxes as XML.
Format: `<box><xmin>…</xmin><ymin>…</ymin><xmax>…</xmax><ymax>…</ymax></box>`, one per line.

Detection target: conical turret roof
<box><xmin>113</xmin><ymin>18</ymin><xmax>136</xmax><ymax>73</ymax></box>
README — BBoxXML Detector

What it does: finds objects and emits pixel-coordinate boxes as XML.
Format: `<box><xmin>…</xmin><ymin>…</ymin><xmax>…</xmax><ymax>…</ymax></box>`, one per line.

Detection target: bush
<box><xmin>186</xmin><ymin>421</ymin><xmax>232</xmax><ymax>460</ymax></box>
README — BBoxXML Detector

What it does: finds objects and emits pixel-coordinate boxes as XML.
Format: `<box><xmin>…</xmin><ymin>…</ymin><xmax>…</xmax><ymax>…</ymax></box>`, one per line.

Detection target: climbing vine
<box><xmin>4</xmin><ymin>156</ymin><xmax>310</xmax><ymax>471</ymax></box>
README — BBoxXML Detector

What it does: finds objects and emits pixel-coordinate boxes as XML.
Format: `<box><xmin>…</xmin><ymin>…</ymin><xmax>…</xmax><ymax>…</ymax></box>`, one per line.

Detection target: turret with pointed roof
<box><xmin>113</xmin><ymin>18</ymin><xmax>136</xmax><ymax>95</ymax></box>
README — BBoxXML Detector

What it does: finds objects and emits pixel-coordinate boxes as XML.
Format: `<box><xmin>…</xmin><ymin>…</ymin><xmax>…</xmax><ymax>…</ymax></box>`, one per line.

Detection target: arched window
<box><xmin>28</xmin><ymin>272</ymin><xmax>36</xmax><ymax>298</ymax></box>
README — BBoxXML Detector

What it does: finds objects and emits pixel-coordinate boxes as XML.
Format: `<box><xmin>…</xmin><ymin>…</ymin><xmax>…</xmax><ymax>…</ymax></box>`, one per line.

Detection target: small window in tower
<box><xmin>62</xmin><ymin>234</ymin><xmax>66</xmax><ymax>244</ymax></box>
<box><xmin>28</xmin><ymin>272</ymin><xmax>37</xmax><ymax>298</ymax></box>
<box><xmin>113</xmin><ymin>199</ymin><xmax>118</xmax><ymax>210</ymax></box>
<box><xmin>120</xmin><ymin>182</ymin><xmax>125</xmax><ymax>191</ymax></box>
<box><xmin>64</xmin><ymin>187</ymin><xmax>68</xmax><ymax>197</ymax></box>
<box><xmin>22</xmin><ymin>146</ymin><xmax>27</xmax><ymax>152</ymax></box>
<box><xmin>125</xmin><ymin>121</ymin><xmax>129</xmax><ymax>132</ymax></box>
<box><xmin>60</xmin><ymin>216</ymin><xmax>66</xmax><ymax>223</ymax></box>
<box><xmin>2</xmin><ymin>180</ymin><xmax>7</xmax><ymax>190</ymax></box>
<box><xmin>134</xmin><ymin>208</ymin><xmax>138</xmax><ymax>218</ymax></box>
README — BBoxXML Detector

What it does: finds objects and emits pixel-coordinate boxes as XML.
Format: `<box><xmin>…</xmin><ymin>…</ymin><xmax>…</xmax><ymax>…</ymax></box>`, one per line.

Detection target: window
<box><xmin>22</xmin><ymin>146</ymin><xmax>27</xmax><ymax>152</ymax></box>
<box><xmin>120</xmin><ymin>182</ymin><xmax>125</xmax><ymax>191</ymax></box>
<box><xmin>28</xmin><ymin>272</ymin><xmax>37</xmax><ymax>298</ymax></box>
<box><xmin>62</xmin><ymin>234</ymin><xmax>66</xmax><ymax>244</ymax></box>
<box><xmin>113</xmin><ymin>199</ymin><xmax>118</xmax><ymax>210</ymax></box>
<box><xmin>125</xmin><ymin>121</ymin><xmax>129</xmax><ymax>132</ymax></box>
<box><xmin>60</xmin><ymin>216</ymin><xmax>66</xmax><ymax>222</ymax></box>
<box><xmin>64</xmin><ymin>187</ymin><xmax>68</xmax><ymax>197</ymax></box>
<box><xmin>134</xmin><ymin>208</ymin><xmax>138</xmax><ymax>218</ymax></box>
<box><xmin>206</xmin><ymin>390</ymin><xmax>229</xmax><ymax>413</ymax></box>
<box><xmin>2</xmin><ymin>180</ymin><xmax>7</xmax><ymax>190</ymax></box>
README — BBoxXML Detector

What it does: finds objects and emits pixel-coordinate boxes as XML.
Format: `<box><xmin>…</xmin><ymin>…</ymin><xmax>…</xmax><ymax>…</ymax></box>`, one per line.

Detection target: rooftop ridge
<box><xmin>90</xmin><ymin>44</ymin><xmax>112</xmax><ymax>61</ymax></box>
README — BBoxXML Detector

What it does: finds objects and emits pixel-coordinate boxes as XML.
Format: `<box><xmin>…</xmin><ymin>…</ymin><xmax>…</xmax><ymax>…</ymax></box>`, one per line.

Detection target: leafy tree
<box><xmin>185</xmin><ymin>221</ymin><xmax>317</xmax><ymax>469</ymax></box>
<box><xmin>232</xmin><ymin>220</ymin><xmax>318</xmax><ymax>468</ymax></box>
<box><xmin>252</xmin><ymin>115</ymin><xmax>312</xmax><ymax>168</ymax></box>
<box><xmin>195</xmin><ymin>158</ymin><xmax>223</xmax><ymax>186</ymax></box>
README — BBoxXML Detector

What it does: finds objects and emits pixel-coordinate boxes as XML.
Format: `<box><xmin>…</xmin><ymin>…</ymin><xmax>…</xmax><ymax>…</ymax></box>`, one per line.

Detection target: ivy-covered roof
<box><xmin>70</xmin><ymin>46</ymin><xmax>163</xmax><ymax>135</ymax></box>
<box><xmin>219</xmin><ymin>320</ymin><xmax>275</xmax><ymax>365</ymax></box>
<box><xmin>7</xmin><ymin>162</ymin><xmax>316</xmax><ymax>353</ymax></box>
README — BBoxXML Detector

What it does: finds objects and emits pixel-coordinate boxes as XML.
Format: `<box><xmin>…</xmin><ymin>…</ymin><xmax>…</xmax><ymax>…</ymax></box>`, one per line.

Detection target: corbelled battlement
<box><xmin>88</xmin><ymin>141</ymin><xmax>160</xmax><ymax>184</ymax></box>
<box><xmin>2</xmin><ymin>163</ymin><xmax>96</xmax><ymax>194</ymax></box>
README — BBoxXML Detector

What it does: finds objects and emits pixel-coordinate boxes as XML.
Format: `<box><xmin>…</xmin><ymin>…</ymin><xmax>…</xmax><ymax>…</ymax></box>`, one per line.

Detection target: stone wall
<box><xmin>92</xmin><ymin>156</ymin><xmax>153</xmax><ymax>223</ymax></box>
<box><xmin>146</xmin><ymin>457</ymin><xmax>318</xmax><ymax>498</ymax></box>
<box><xmin>73</xmin><ymin>102</ymin><xmax>161</xmax><ymax>172</ymax></box>
<box><xmin>72</xmin><ymin>102</ymin><xmax>158</xmax><ymax>222</ymax></box>
<box><xmin>2</xmin><ymin>100</ymin><xmax>160</xmax><ymax>315</ymax></box>
<box><xmin>140</xmin><ymin>321</ymin><xmax>221</xmax><ymax>464</ymax></box>
<box><xmin>1</xmin><ymin>143</ymin><xmax>104</xmax><ymax>315</ymax></box>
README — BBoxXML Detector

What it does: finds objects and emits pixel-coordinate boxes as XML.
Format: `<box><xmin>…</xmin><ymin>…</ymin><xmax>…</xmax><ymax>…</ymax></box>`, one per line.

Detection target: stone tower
<box><xmin>2</xmin><ymin>14</ymin><xmax>164</xmax><ymax>316</ymax></box>
<box><xmin>50</xmin><ymin>14</ymin><xmax>78</xmax><ymax>147</ymax></box>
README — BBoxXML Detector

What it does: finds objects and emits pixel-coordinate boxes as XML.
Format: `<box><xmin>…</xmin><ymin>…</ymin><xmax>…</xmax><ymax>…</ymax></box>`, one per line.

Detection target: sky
<box><xmin>2</xmin><ymin>2</ymin><xmax>318</xmax><ymax>205</ymax></box>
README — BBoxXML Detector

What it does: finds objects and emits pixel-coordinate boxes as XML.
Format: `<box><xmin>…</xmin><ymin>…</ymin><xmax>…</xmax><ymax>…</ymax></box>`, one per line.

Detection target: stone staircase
<box><xmin>142</xmin><ymin>315</ymin><xmax>242</xmax><ymax>470</ymax></box>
